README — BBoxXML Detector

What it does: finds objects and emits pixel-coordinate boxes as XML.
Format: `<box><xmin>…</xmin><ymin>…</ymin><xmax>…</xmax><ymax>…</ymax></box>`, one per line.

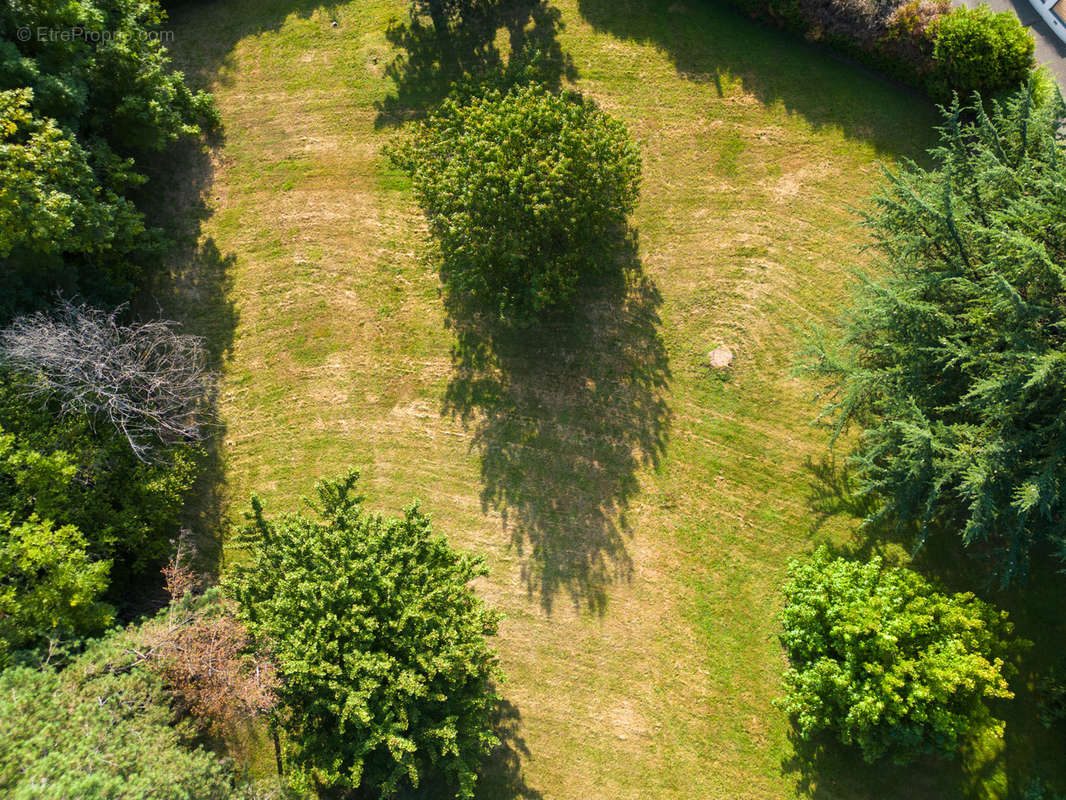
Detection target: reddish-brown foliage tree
<box><xmin>145</xmin><ymin>562</ymin><xmax>277</xmax><ymax>736</ymax></box>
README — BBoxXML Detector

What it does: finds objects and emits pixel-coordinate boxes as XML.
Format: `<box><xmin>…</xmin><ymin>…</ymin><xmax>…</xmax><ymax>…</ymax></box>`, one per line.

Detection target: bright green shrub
<box><xmin>0</xmin><ymin>425</ymin><xmax>112</xmax><ymax>663</ymax></box>
<box><xmin>931</xmin><ymin>5</ymin><xmax>1035</xmax><ymax>98</ymax></box>
<box><xmin>780</xmin><ymin>548</ymin><xmax>1016</xmax><ymax>763</ymax></box>
<box><xmin>0</xmin><ymin>514</ymin><xmax>112</xmax><ymax>666</ymax></box>
<box><xmin>0</xmin><ymin>89</ymin><xmax>143</xmax><ymax>261</ymax></box>
<box><xmin>0</xmin><ymin>625</ymin><xmax>240</xmax><ymax>799</ymax></box>
<box><xmin>391</xmin><ymin>83</ymin><xmax>641</xmax><ymax>319</ymax></box>
<box><xmin>804</xmin><ymin>82</ymin><xmax>1066</xmax><ymax>580</ymax></box>
<box><xmin>230</xmin><ymin>471</ymin><xmax>501</xmax><ymax>799</ymax></box>
<box><xmin>0</xmin><ymin>380</ymin><xmax>196</xmax><ymax>581</ymax></box>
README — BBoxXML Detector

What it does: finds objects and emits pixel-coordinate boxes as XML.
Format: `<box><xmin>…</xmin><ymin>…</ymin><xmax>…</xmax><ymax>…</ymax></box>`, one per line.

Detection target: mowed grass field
<box><xmin>158</xmin><ymin>1</ymin><xmax>1065</xmax><ymax>797</ymax></box>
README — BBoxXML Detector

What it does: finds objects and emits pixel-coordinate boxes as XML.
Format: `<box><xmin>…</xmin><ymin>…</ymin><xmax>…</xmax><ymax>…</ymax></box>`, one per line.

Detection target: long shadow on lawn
<box><xmin>166</xmin><ymin>0</ymin><xmax>332</xmax><ymax>88</ymax></box>
<box><xmin>135</xmin><ymin>135</ymin><xmax>239</xmax><ymax>582</ymax></box>
<box><xmin>576</xmin><ymin>0</ymin><xmax>937</xmax><ymax>161</ymax></box>
<box><xmin>444</xmin><ymin>232</ymin><xmax>670</xmax><ymax>614</ymax></box>
<box><xmin>376</xmin><ymin>0</ymin><xmax>577</xmax><ymax>126</ymax></box>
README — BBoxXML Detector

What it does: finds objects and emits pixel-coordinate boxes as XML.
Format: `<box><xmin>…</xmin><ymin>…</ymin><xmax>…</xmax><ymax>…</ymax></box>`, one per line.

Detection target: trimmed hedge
<box><xmin>719</xmin><ymin>0</ymin><xmax>1036</xmax><ymax>101</ymax></box>
<box><xmin>931</xmin><ymin>4</ymin><xmax>1036</xmax><ymax>97</ymax></box>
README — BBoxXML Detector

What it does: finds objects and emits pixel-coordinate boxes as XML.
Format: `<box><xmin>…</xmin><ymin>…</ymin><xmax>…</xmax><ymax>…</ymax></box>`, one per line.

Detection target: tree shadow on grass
<box><xmin>376</xmin><ymin>0</ymin><xmax>577</xmax><ymax>126</ymax></box>
<box><xmin>135</xmin><ymin>136</ymin><xmax>239</xmax><ymax>583</ymax></box>
<box><xmin>803</xmin><ymin>454</ymin><xmax>878</xmax><ymax>535</ymax></box>
<box><xmin>165</xmin><ymin>0</ymin><xmax>334</xmax><ymax>89</ymax></box>
<box><xmin>475</xmin><ymin>698</ymin><xmax>543</xmax><ymax>800</ymax></box>
<box><xmin>781</xmin><ymin>710</ymin><xmax>1061</xmax><ymax>799</ymax></box>
<box><xmin>575</xmin><ymin>0</ymin><xmax>938</xmax><ymax>162</ymax></box>
<box><xmin>443</xmin><ymin>232</ymin><xmax>670</xmax><ymax>614</ymax></box>
<box><xmin>781</xmin><ymin>728</ymin><xmax>964</xmax><ymax>800</ymax></box>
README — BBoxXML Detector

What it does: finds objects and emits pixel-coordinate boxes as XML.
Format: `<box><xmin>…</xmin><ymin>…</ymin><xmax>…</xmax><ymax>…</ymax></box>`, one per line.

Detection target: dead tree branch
<box><xmin>0</xmin><ymin>299</ymin><xmax>215</xmax><ymax>461</ymax></box>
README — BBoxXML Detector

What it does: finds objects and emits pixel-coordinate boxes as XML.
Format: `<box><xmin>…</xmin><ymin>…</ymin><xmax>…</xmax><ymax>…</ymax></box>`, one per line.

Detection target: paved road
<box><xmin>960</xmin><ymin>0</ymin><xmax>1066</xmax><ymax>87</ymax></box>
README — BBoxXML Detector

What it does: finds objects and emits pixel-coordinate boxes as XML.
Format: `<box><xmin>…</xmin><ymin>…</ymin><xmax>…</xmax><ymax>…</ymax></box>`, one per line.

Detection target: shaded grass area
<box><xmin>443</xmin><ymin>238</ymin><xmax>670</xmax><ymax>614</ymax></box>
<box><xmin>157</xmin><ymin>0</ymin><xmax>1066</xmax><ymax>797</ymax></box>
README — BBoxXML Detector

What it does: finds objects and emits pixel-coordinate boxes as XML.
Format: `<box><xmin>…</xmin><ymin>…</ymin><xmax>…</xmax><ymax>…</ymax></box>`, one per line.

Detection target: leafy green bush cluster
<box><xmin>806</xmin><ymin>82</ymin><xmax>1066</xmax><ymax>580</ymax></box>
<box><xmin>0</xmin><ymin>0</ymin><xmax>216</xmax><ymax>316</ymax></box>
<box><xmin>231</xmin><ymin>472</ymin><xmax>501</xmax><ymax>799</ymax></box>
<box><xmin>780</xmin><ymin>548</ymin><xmax>1016</xmax><ymax>763</ymax></box>
<box><xmin>718</xmin><ymin>0</ymin><xmax>1034</xmax><ymax>101</ymax></box>
<box><xmin>391</xmin><ymin>83</ymin><xmax>641</xmax><ymax>319</ymax></box>
<box><xmin>931</xmin><ymin>5</ymin><xmax>1035</xmax><ymax>98</ymax></box>
<box><xmin>0</xmin><ymin>377</ymin><xmax>196</xmax><ymax>662</ymax></box>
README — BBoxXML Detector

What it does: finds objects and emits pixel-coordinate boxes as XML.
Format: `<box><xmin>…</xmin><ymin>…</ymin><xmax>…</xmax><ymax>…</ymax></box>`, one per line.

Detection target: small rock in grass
<box><xmin>708</xmin><ymin>346</ymin><xmax>734</xmax><ymax>369</ymax></box>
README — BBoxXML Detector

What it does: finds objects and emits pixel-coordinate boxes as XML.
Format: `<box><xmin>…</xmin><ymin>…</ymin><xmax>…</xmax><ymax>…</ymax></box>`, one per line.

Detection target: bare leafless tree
<box><xmin>0</xmin><ymin>299</ymin><xmax>215</xmax><ymax>461</ymax></box>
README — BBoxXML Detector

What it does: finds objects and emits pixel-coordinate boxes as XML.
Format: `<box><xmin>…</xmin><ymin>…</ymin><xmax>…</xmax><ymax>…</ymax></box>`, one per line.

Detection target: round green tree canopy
<box><xmin>779</xmin><ymin>547</ymin><xmax>1016</xmax><ymax>763</ymax></box>
<box><xmin>391</xmin><ymin>83</ymin><xmax>642</xmax><ymax>318</ymax></box>
<box><xmin>230</xmin><ymin>471</ymin><xmax>501</xmax><ymax>799</ymax></box>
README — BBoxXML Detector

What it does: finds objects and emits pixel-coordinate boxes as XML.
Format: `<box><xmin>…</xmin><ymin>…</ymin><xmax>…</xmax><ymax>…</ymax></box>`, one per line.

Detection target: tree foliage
<box><xmin>780</xmin><ymin>547</ymin><xmax>1016</xmax><ymax>762</ymax></box>
<box><xmin>0</xmin><ymin>424</ymin><xmax>112</xmax><ymax>663</ymax></box>
<box><xmin>0</xmin><ymin>374</ymin><xmax>196</xmax><ymax>580</ymax></box>
<box><xmin>0</xmin><ymin>623</ymin><xmax>241</xmax><ymax>800</ymax></box>
<box><xmin>230</xmin><ymin>471</ymin><xmax>501</xmax><ymax>799</ymax></box>
<box><xmin>0</xmin><ymin>0</ymin><xmax>216</xmax><ymax>314</ymax></box>
<box><xmin>805</xmin><ymin>81</ymin><xmax>1066</xmax><ymax>580</ymax></box>
<box><xmin>391</xmin><ymin>82</ymin><xmax>641</xmax><ymax>318</ymax></box>
<box><xmin>931</xmin><ymin>4</ymin><xmax>1035</xmax><ymax>99</ymax></box>
<box><xmin>0</xmin><ymin>89</ymin><xmax>143</xmax><ymax>262</ymax></box>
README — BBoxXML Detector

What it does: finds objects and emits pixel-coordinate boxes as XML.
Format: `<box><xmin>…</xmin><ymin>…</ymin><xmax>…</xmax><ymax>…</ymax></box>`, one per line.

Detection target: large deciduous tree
<box><xmin>0</xmin><ymin>0</ymin><xmax>216</xmax><ymax>315</ymax></box>
<box><xmin>230</xmin><ymin>471</ymin><xmax>501</xmax><ymax>799</ymax></box>
<box><xmin>805</xmin><ymin>80</ymin><xmax>1066</xmax><ymax>581</ymax></box>
<box><xmin>390</xmin><ymin>82</ymin><xmax>641</xmax><ymax>319</ymax></box>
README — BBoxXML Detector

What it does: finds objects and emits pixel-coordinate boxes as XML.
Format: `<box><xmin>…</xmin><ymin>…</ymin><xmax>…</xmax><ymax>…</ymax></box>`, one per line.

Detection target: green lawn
<box><xmin>158</xmin><ymin>0</ymin><xmax>1064</xmax><ymax>797</ymax></box>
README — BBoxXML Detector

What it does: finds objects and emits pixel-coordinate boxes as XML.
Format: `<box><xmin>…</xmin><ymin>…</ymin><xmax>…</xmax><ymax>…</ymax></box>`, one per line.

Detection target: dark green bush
<box><xmin>0</xmin><ymin>0</ymin><xmax>216</xmax><ymax>315</ymax></box>
<box><xmin>780</xmin><ymin>548</ymin><xmax>1017</xmax><ymax>763</ymax></box>
<box><xmin>1036</xmin><ymin>664</ymin><xmax>1066</xmax><ymax>729</ymax></box>
<box><xmin>390</xmin><ymin>83</ymin><xmax>641</xmax><ymax>320</ymax></box>
<box><xmin>931</xmin><ymin>4</ymin><xmax>1035</xmax><ymax>99</ymax></box>
<box><xmin>231</xmin><ymin>471</ymin><xmax>501</xmax><ymax>799</ymax></box>
<box><xmin>1026</xmin><ymin>778</ymin><xmax>1066</xmax><ymax>800</ymax></box>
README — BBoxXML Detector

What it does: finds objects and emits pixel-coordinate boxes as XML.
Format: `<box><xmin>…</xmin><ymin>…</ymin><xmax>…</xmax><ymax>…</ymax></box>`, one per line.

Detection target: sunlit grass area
<box><xmin>158</xmin><ymin>1</ymin><xmax>1065</xmax><ymax>796</ymax></box>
